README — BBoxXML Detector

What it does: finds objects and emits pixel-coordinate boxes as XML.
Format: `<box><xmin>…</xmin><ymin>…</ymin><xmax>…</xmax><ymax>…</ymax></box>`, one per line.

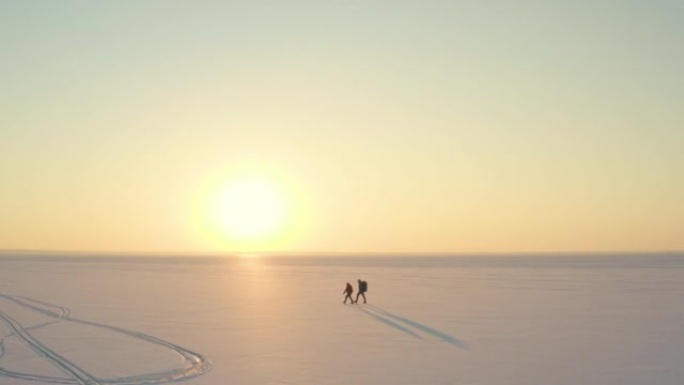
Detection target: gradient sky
<box><xmin>1</xmin><ymin>0</ymin><xmax>682</xmax><ymax>253</ymax></box>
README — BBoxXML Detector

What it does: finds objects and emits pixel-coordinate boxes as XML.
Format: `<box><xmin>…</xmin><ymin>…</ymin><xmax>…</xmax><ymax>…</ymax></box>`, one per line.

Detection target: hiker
<box><xmin>343</xmin><ymin>282</ymin><xmax>354</xmax><ymax>304</ymax></box>
<box><xmin>355</xmin><ymin>279</ymin><xmax>368</xmax><ymax>304</ymax></box>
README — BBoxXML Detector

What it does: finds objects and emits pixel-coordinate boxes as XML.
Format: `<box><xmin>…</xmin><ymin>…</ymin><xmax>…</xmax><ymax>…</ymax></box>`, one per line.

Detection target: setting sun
<box><xmin>192</xmin><ymin>166</ymin><xmax>310</xmax><ymax>252</ymax></box>
<box><xmin>212</xmin><ymin>177</ymin><xmax>286</xmax><ymax>242</ymax></box>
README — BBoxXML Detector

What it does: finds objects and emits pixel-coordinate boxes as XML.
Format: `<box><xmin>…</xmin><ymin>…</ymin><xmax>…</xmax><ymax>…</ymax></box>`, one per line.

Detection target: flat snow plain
<box><xmin>1</xmin><ymin>253</ymin><xmax>683</xmax><ymax>385</ymax></box>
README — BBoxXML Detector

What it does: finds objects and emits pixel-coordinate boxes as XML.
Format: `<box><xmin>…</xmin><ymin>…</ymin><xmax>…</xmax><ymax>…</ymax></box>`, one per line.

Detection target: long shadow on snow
<box><xmin>348</xmin><ymin>305</ymin><xmax>424</xmax><ymax>340</ymax></box>
<box><xmin>365</xmin><ymin>305</ymin><xmax>468</xmax><ymax>349</ymax></box>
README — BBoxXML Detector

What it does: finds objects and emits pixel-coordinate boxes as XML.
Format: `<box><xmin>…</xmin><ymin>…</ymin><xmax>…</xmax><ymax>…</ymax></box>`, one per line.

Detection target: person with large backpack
<box><xmin>355</xmin><ymin>279</ymin><xmax>368</xmax><ymax>304</ymax></box>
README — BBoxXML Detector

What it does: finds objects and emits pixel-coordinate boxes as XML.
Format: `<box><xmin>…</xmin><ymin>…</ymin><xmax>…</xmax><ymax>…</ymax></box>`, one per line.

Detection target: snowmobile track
<box><xmin>0</xmin><ymin>294</ymin><xmax>211</xmax><ymax>384</ymax></box>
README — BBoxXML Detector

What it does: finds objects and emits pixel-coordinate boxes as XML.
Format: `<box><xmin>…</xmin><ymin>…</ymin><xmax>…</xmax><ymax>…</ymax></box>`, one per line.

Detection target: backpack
<box><xmin>360</xmin><ymin>281</ymin><xmax>368</xmax><ymax>292</ymax></box>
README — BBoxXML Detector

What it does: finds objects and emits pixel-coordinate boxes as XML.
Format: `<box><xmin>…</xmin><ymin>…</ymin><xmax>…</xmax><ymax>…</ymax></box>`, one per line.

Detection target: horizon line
<box><xmin>1</xmin><ymin>248</ymin><xmax>682</xmax><ymax>258</ymax></box>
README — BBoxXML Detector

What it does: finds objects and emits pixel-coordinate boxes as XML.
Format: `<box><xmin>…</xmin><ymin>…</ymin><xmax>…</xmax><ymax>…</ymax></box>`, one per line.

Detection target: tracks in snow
<box><xmin>0</xmin><ymin>294</ymin><xmax>211</xmax><ymax>384</ymax></box>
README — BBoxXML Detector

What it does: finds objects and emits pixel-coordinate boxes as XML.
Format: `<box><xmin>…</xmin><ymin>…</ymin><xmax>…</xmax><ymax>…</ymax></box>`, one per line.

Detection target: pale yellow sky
<box><xmin>1</xmin><ymin>1</ymin><xmax>682</xmax><ymax>253</ymax></box>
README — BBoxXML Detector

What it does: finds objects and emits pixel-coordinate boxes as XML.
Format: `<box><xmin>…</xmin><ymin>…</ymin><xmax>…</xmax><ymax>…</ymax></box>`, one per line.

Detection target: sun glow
<box><xmin>213</xmin><ymin>177</ymin><xmax>286</xmax><ymax>240</ymax></box>
<box><xmin>215</xmin><ymin>179</ymin><xmax>285</xmax><ymax>239</ymax></box>
<box><xmin>193</xmin><ymin>168</ymin><xmax>308</xmax><ymax>252</ymax></box>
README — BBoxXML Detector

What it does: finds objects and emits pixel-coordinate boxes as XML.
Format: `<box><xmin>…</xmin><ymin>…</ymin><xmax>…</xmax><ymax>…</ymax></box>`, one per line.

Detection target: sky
<box><xmin>1</xmin><ymin>0</ymin><xmax>682</xmax><ymax>254</ymax></box>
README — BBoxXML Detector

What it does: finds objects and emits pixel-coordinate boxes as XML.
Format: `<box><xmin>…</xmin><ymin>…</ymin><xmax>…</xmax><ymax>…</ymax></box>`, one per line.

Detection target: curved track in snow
<box><xmin>0</xmin><ymin>294</ymin><xmax>211</xmax><ymax>384</ymax></box>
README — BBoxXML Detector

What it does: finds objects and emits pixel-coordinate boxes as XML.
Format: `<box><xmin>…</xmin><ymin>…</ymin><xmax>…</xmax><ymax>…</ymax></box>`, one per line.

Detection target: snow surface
<box><xmin>0</xmin><ymin>253</ymin><xmax>683</xmax><ymax>385</ymax></box>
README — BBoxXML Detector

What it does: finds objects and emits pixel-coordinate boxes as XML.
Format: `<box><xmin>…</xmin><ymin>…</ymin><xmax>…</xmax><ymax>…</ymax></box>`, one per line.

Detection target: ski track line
<box><xmin>0</xmin><ymin>294</ymin><xmax>89</xmax><ymax>384</ymax></box>
<box><xmin>0</xmin><ymin>293</ymin><xmax>71</xmax><ymax>367</ymax></box>
<box><xmin>1</xmin><ymin>294</ymin><xmax>71</xmax><ymax>320</ymax></box>
<box><xmin>0</xmin><ymin>315</ymin><xmax>67</xmax><ymax>369</ymax></box>
<box><xmin>10</xmin><ymin>295</ymin><xmax>211</xmax><ymax>382</ymax></box>
<box><xmin>0</xmin><ymin>294</ymin><xmax>212</xmax><ymax>385</ymax></box>
<box><xmin>0</xmin><ymin>308</ymin><xmax>100</xmax><ymax>385</ymax></box>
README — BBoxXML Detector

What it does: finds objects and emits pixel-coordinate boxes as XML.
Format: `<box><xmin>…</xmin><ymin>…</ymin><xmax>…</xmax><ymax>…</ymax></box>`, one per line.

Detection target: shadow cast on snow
<box><xmin>349</xmin><ymin>305</ymin><xmax>424</xmax><ymax>340</ymax></box>
<box><xmin>350</xmin><ymin>304</ymin><xmax>468</xmax><ymax>349</ymax></box>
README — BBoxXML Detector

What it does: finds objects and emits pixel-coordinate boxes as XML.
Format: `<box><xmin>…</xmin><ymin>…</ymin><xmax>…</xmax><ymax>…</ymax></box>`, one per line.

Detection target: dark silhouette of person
<box><xmin>343</xmin><ymin>282</ymin><xmax>354</xmax><ymax>304</ymax></box>
<box><xmin>355</xmin><ymin>279</ymin><xmax>367</xmax><ymax>304</ymax></box>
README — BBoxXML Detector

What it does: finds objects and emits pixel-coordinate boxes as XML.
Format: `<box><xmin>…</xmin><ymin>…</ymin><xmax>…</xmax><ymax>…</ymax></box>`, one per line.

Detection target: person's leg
<box><xmin>354</xmin><ymin>293</ymin><xmax>360</xmax><ymax>303</ymax></box>
<box><xmin>362</xmin><ymin>292</ymin><xmax>367</xmax><ymax>303</ymax></box>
